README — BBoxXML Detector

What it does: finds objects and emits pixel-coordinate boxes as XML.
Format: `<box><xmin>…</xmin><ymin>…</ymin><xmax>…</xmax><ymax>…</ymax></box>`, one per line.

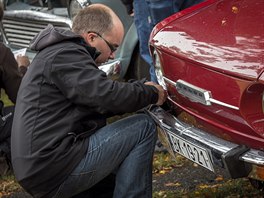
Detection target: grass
<box><xmin>0</xmin><ymin>175</ymin><xmax>23</xmax><ymax>197</ymax></box>
<box><xmin>1</xmin><ymin>89</ymin><xmax>13</xmax><ymax>106</ymax></box>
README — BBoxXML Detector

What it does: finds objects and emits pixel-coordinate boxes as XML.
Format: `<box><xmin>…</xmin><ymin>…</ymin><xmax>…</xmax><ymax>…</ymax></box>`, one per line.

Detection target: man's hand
<box><xmin>16</xmin><ymin>55</ymin><xmax>30</xmax><ymax>68</ymax></box>
<box><xmin>145</xmin><ymin>81</ymin><xmax>167</xmax><ymax>106</ymax></box>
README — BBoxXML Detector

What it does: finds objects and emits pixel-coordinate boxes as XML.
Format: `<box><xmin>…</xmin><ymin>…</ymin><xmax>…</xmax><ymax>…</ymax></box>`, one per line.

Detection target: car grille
<box><xmin>2</xmin><ymin>10</ymin><xmax>72</xmax><ymax>49</ymax></box>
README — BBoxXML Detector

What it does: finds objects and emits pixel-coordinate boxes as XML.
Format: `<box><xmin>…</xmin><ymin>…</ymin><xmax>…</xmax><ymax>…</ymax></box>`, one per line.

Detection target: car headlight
<box><xmin>68</xmin><ymin>0</ymin><xmax>91</xmax><ymax>19</ymax></box>
<box><xmin>153</xmin><ymin>50</ymin><xmax>166</xmax><ymax>90</ymax></box>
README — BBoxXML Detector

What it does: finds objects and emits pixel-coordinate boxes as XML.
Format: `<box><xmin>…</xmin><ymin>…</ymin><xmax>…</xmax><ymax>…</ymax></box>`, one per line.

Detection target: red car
<box><xmin>147</xmin><ymin>0</ymin><xmax>264</xmax><ymax>189</ymax></box>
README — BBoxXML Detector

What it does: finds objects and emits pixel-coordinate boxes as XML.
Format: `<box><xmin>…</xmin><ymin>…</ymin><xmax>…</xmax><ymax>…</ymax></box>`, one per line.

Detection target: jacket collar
<box><xmin>78</xmin><ymin>38</ymin><xmax>101</xmax><ymax>60</ymax></box>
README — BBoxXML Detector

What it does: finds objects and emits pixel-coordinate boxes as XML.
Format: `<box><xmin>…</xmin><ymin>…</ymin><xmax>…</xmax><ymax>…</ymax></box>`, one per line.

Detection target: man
<box><xmin>121</xmin><ymin>0</ymin><xmax>203</xmax><ymax>83</ymax></box>
<box><xmin>11</xmin><ymin>4</ymin><xmax>166</xmax><ymax>198</ymax></box>
<box><xmin>0</xmin><ymin>5</ymin><xmax>30</xmax><ymax>175</ymax></box>
<box><xmin>146</xmin><ymin>0</ymin><xmax>204</xmax><ymax>27</ymax></box>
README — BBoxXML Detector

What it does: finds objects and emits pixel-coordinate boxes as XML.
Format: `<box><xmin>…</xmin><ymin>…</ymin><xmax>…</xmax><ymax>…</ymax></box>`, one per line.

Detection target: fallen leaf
<box><xmin>159</xmin><ymin>170</ymin><xmax>167</xmax><ymax>174</ymax></box>
<box><xmin>215</xmin><ymin>175</ymin><xmax>224</xmax><ymax>181</ymax></box>
<box><xmin>198</xmin><ymin>184</ymin><xmax>210</xmax><ymax>189</ymax></box>
<box><xmin>165</xmin><ymin>182</ymin><xmax>181</xmax><ymax>187</ymax></box>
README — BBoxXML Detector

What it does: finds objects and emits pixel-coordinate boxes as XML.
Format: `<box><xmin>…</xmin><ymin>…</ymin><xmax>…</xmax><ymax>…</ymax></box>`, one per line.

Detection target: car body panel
<box><xmin>151</xmin><ymin>0</ymin><xmax>264</xmax><ymax>80</ymax></box>
<box><xmin>148</xmin><ymin>0</ymin><xmax>264</xmax><ymax>182</ymax></box>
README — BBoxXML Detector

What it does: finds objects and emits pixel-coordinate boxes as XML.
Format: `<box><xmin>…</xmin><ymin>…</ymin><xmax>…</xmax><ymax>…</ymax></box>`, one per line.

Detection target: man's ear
<box><xmin>81</xmin><ymin>32</ymin><xmax>95</xmax><ymax>44</ymax></box>
<box><xmin>88</xmin><ymin>32</ymin><xmax>99</xmax><ymax>42</ymax></box>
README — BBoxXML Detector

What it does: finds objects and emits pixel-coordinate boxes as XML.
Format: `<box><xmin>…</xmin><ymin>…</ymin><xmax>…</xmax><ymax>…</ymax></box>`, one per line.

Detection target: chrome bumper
<box><xmin>147</xmin><ymin>106</ymin><xmax>264</xmax><ymax>181</ymax></box>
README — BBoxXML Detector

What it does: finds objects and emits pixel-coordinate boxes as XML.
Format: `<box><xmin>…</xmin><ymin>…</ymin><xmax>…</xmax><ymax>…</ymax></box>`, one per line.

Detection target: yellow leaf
<box><xmin>199</xmin><ymin>184</ymin><xmax>210</xmax><ymax>189</ymax></box>
<box><xmin>215</xmin><ymin>175</ymin><xmax>224</xmax><ymax>181</ymax></box>
<box><xmin>159</xmin><ymin>170</ymin><xmax>166</xmax><ymax>174</ymax></box>
<box><xmin>165</xmin><ymin>182</ymin><xmax>181</xmax><ymax>187</ymax></box>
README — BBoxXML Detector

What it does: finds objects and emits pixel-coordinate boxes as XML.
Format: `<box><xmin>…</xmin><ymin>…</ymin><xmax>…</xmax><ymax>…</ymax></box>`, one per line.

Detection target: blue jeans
<box><xmin>133</xmin><ymin>0</ymin><xmax>158</xmax><ymax>83</ymax></box>
<box><xmin>133</xmin><ymin>0</ymin><xmax>203</xmax><ymax>83</ymax></box>
<box><xmin>146</xmin><ymin>0</ymin><xmax>204</xmax><ymax>27</ymax></box>
<box><xmin>53</xmin><ymin>114</ymin><xmax>157</xmax><ymax>198</ymax></box>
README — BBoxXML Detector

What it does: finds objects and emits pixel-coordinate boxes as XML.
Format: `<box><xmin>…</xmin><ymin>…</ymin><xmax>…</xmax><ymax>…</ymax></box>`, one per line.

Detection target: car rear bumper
<box><xmin>147</xmin><ymin>105</ymin><xmax>264</xmax><ymax>181</ymax></box>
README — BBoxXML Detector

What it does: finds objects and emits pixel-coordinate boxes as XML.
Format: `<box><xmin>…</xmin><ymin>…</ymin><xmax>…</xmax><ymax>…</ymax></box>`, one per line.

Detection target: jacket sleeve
<box><xmin>0</xmin><ymin>44</ymin><xmax>22</xmax><ymax>103</ymax></box>
<box><xmin>51</xmin><ymin>47</ymin><xmax>158</xmax><ymax>114</ymax></box>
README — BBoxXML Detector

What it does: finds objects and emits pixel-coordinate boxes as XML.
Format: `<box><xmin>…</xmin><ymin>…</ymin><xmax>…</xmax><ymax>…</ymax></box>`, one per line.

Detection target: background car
<box><xmin>147</xmin><ymin>0</ymin><xmax>264</xmax><ymax>190</ymax></box>
<box><xmin>0</xmin><ymin>0</ymin><xmax>150</xmax><ymax>80</ymax></box>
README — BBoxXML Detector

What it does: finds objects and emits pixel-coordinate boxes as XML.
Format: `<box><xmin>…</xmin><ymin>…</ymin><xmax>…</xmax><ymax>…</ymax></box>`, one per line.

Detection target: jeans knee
<box><xmin>136</xmin><ymin>113</ymin><xmax>157</xmax><ymax>140</ymax></box>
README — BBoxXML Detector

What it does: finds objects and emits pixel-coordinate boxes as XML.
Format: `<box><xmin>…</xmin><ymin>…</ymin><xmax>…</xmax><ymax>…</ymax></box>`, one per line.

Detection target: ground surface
<box><xmin>1</xmin><ymin>152</ymin><xmax>263</xmax><ymax>198</ymax></box>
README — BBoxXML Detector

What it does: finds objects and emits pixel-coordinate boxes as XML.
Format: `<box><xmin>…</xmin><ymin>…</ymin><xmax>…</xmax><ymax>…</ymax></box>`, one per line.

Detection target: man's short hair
<box><xmin>0</xmin><ymin>5</ymin><xmax>3</xmax><ymax>21</ymax></box>
<box><xmin>72</xmin><ymin>5</ymin><xmax>113</xmax><ymax>36</ymax></box>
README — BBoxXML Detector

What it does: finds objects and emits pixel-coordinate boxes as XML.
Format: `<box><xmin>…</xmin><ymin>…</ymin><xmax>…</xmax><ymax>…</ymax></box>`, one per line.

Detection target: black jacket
<box><xmin>11</xmin><ymin>24</ymin><xmax>158</xmax><ymax>198</ymax></box>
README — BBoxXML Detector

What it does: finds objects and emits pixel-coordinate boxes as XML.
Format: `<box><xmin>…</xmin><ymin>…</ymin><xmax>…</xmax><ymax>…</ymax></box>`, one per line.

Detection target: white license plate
<box><xmin>166</xmin><ymin>131</ymin><xmax>214</xmax><ymax>172</ymax></box>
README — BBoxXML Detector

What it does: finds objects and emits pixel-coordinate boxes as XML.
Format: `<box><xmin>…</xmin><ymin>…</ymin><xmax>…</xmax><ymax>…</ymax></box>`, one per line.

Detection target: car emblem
<box><xmin>175</xmin><ymin>80</ymin><xmax>212</xmax><ymax>105</ymax></box>
<box><xmin>168</xmin><ymin>79</ymin><xmax>239</xmax><ymax>110</ymax></box>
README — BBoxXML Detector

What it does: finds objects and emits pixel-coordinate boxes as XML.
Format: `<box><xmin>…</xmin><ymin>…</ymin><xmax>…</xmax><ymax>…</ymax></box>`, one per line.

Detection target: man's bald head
<box><xmin>72</xmin><ymin>4</ymin><xmax>124</xmax><ymax>36</ymax></box>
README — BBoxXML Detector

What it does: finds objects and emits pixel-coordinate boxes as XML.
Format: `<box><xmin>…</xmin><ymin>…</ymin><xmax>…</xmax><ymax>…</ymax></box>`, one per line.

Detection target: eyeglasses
<box><xmin>88</xmin><ymin>31</ymin><xmax>117</xmax><ymax>53</ymax></box>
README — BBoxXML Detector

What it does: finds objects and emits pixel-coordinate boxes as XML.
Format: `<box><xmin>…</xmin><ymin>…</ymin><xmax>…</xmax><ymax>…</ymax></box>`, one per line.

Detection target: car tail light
<box><xmin>153</xmin><ymin>49</ymin><xmax>166</xmax><ymax>90</ymax></box>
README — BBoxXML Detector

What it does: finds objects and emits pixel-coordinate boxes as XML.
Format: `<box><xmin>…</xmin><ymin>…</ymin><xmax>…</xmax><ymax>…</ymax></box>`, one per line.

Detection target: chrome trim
<box><xmin>163</xmin><ymin>76</ymin><xmax>175</xmax><ymax>86</ymax></box>
<box><xmin>163</xmin><ymin>77</ymin><xmax>239</xmax><ymax>110</ymax></box>
<box><xmin>241</xmin><ymin>150</ymin><xmax>264</xmax><ymax>166</ymax></box>
<box><xmin>176</xmin><ymin>79</ymin><xmax>212</xmax><ymax>106</ymax></box>
<box><xmin>147</xmin><ymin>106</ymin><xmax>264</xmax><ymax>180</ymax></box>
<box><xmin>75</xmin><ymin>0</ymin><xmax>91</xmax><ymax>8</ymax></box>
<box><xmin>98</xmin><ymin>60</ymin><xmax>121</xmax><ymax>78</ymax></box>
<box><xmin>2</xmin><ymin>10</ymin><xmax>71</xmax><ymax>49</ymax></box>
<box><xmin>209</xmin><ymin>98</ymin><xmax>239</xmax><ymax>110</ymax></box>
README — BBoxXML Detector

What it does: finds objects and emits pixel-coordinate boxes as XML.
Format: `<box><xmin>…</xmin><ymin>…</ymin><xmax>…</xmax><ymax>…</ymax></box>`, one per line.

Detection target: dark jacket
<box><xmin>11</xmin><ymin>24</ymin><xmax>158</xmax><ymax>198</ymax></box>
<box><xmin>0</xmin><ymin>43</ymin><xmax>22</xmax><ymax>103</ymax></box>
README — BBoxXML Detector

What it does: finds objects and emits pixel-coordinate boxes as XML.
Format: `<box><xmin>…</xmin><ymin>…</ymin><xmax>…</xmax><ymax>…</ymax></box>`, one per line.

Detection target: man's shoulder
<box><xmin>0</xmin><ymin>42</ymin><xmax>12</xmax><ymax>65</ymax></box>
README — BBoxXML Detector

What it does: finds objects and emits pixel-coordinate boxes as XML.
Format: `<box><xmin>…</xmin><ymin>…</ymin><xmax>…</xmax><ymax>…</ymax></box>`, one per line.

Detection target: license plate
<box><xmin>166</xmin><ymin>131</ymin><xmax>214</xmax><ymax>172</ymax></box>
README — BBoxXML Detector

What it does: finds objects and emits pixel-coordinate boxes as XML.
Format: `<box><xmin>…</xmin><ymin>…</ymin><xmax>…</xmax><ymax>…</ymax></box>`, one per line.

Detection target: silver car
<box><xmin>0</xmin><ymin>0</ymin><xmax>149</xmax><ymax>80</ymax></box>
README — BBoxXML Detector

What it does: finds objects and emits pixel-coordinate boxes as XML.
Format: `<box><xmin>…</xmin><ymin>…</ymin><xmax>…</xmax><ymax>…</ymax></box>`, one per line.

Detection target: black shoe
<box><xmin>0</xmin><ymin>150</ymin><xmax>11</xmax><ymax>177</ymax></box>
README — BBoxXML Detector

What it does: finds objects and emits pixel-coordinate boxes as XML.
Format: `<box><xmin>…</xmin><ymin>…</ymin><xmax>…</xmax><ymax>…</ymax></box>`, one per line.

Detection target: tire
<box><xmin>124</xmin><ymin>44</ymin><xmax>151</xmax><ymax>81</ymax></box>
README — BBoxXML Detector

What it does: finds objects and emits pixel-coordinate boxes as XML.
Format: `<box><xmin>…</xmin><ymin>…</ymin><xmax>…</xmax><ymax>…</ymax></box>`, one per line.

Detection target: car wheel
<box><xmin>124</xmin><ymin>44</ymin><xmax>150</xmax><ymax>81</ymax></box>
